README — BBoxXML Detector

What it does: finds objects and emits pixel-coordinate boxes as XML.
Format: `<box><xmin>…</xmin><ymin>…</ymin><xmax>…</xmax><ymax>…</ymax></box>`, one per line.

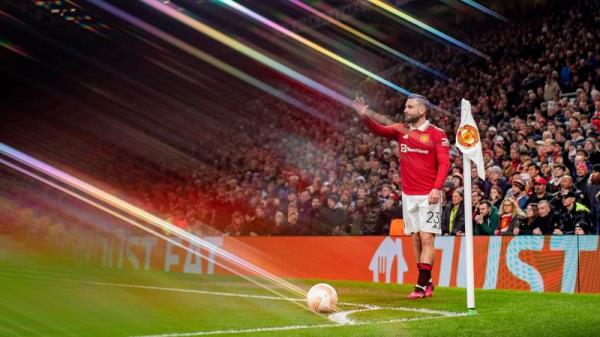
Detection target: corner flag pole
<box><xmin>462</xmin><ymin>156</ymin><xmax>476</xmax><ymax>314</ymax></box>
<box><xmin>455</xmin><ymin>99</ymin><xmax>484</xmax><ymax>315</ymax></box>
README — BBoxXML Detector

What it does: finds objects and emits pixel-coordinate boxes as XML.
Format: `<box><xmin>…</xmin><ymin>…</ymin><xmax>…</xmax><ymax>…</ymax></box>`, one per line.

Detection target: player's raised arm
<box><xmin>352</xmin><ymin>97</ymin><xmax>407</xmax><ymax>139</ymax></box>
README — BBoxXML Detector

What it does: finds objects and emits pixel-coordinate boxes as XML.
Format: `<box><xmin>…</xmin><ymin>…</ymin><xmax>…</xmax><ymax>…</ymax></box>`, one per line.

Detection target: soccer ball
<box><xmin>306</xmin><ymin>283</ymin><xmax>337</xmax><ymax>313</ymax></box>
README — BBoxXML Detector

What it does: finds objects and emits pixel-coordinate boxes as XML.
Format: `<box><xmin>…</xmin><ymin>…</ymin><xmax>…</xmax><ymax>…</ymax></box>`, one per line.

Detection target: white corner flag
<box><xmin>455</xmin><ymin>99</ymin><xmax>484</xmax><ymax>315</ymax></box>
<box><xmin>456</xmin><ymin>99</ymin><xmax>485</xmax><ymax>180</ymax></box>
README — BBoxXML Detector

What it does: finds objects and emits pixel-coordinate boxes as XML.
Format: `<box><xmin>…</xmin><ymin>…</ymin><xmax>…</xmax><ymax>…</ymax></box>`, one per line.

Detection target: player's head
<box><xmin>404</xmin><ymin>94</ymin><xmax>430</xmax><ymax>124</ymax></box>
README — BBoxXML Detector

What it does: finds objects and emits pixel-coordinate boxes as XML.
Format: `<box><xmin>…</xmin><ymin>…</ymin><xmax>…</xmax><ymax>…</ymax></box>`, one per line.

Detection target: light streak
<box><xmin>289</xmin><ymin>0</ymin><xmax>447</xmax><ymax>80</ymax></box>
<box><xmin>367</xmin><ymin>0</ymin><xmax>489</xmax><ymax>59</ymax></box>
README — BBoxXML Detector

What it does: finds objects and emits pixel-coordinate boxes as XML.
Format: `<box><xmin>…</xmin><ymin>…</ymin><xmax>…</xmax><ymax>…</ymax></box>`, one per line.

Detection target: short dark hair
<box><xmin>480</xmin><ymin>200</ymin><xmax>492</xmax><ymax>208</ymax></box>
<box><xmin>407</xmin><ymin>94</ymin><xmax>431</xmax><ymax>115</ymax></box>
<box><xmin>327</xmin><ymin>193</ymin><xmax>340</xmax><ymax>203</ymax></box>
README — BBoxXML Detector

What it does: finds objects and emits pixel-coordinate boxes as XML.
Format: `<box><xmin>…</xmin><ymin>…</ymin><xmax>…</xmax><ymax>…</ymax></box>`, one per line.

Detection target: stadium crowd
<box><xmin>123</xmin><ymin>0</ymin><xmax>600</xmax><ymax>237</ymax></box>
<box><xmin>2</xmin><ymin>0</ymin><xmax>599</xmax><ymax>238</ymax></box>
<box><xmin>145</xmin><ymin>0</ymin><xmax>598</xmax><ymax>237</ymax></box>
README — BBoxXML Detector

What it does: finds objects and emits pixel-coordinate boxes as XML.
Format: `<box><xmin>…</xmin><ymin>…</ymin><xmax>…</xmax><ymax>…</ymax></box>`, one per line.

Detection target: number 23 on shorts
<box><xmin>426</xmin><ymin>209</ymin><xmax>440</xmax><ymax>229</ymax></box>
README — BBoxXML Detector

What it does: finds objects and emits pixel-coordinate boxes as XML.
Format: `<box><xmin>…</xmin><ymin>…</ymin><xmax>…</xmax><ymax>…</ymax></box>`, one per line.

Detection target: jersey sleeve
<box><xmin>432</xmin><ymin>128</ymin><xmax>451</xmax><ymax>190</ymax></box>
<box><xmin>362</xmin><ymin>117</ymin><xmax>405</xmax><ymax>140</ymax></box>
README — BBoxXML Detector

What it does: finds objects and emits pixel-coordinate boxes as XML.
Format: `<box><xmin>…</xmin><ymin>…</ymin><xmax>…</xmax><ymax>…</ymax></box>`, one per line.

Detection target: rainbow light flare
<box><xmin>367</xmin><ymin>0</ymin><xmax>489</xmax><ymax>60</ymax></box>
<box><xmin>462</xmin><ymin>0</ymin><xmax>509</xmax><ymax>22</ymax></box>
<box><xmin>212</xmin><ymin>0</ymin><xmax>411</xmax><ymax>95</ymax></box>
<box><xmin>0</xmin><ymin>39</ymin><xmax>36</xmax><ymax>60</ymax></box>
<box><xmin>86</xmin><ymin>0</ymin><xmax>336</xmax><ymax>124</ymax></box>
<box><xmin>289</xmin><ymin>0</ymin><xmax>448</xmax><ymax>80</ymax></box>
<box><xmin>0</xmin><ymin>156</ymin><xmax>317</xmax><ymax>314</ymax></box>
<box><xmin>88</xmin><ymin>0</ymin><xmax>353</xmax><ymax>106</ymax></box>
<box><xmin>0</xmin><ymin>143</ymin><xmax>310</xmax><ymax>302</ymax></box>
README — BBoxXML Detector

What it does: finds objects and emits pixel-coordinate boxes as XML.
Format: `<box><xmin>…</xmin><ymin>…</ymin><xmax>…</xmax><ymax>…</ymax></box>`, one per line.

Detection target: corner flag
<box><xmin>456</xmin><ymin>99</ymin><xmax>485</xmax><ymax>180</ymax></box>
<box><xmin>455</xmin><ymin>98</ymin><xmax>483</xmax><ymax>315</ymax></box>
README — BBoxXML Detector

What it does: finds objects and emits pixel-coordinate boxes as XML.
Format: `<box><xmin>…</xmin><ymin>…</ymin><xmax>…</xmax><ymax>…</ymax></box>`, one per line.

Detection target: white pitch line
<box><xmin>0</xmin><ymin>268</ymin><xmax>468</xmax><ymax>337</ymax></box>
<box><xmin>328</xmin><ymin>305</ymin><xmax>462</xmax><ymax>325</ymax></box>
<box><xmin>131</xmin><ymin>313</ymin><xmax>467</xmax><ymax>337</ymax></box>
<box><xmin>329</xmin><ymin>308</ymin><xmax>366</xmax><ymax>325</ymax></box>
<box><xmin>0</xmin><ymin>269</ymin><xmax>369</xmax><ymax>308</ymax></box>
<box><xmin>0</xmin><ymin>269</ymin><xmax>306</xmax><ymax>302</ymax></box>
<box><xmin>131</xmin><ymin>323</ymin><xmax>340</xmax><ymax>337</ymax></box>
<box><xmin>0</xmin><ymin>270</ymin><xmax>460</xmax><ymax>315</ymax></box>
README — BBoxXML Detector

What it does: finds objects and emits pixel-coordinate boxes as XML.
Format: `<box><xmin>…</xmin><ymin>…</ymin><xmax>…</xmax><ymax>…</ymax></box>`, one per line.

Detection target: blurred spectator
<box><xmin>474</xmin><ymin>200</ymin><xmax>498</xmax><ymax>235</ymax></box>
<box><xmin>224</xmin><ymin>211</ymin><xmax>246</xmax><ymax>236</ymax></box>
<box><xmin>489</xmin><ymin>186</ymin><xmax>504</xmax><ymax>209</ymax></box>
<box><xmin>271</xmin><ymin>211</ymin><xmax>289</xmax><ymax>236</ymax></box>
<box><xmin>305</xmin><ymin>196</ymin><xmax>326</xmax><ymax>235</ymax></box>
<box><xmin>356</xmin><ymin>192</ymin><xmax>385</xmax><ymax>235</ymax></box>
<box><xmin>506</xmin><ymin>178</ymin><xmax>529</xmax><ymax>209</ymax></box>
<box><xmin>441</xmin><ymin>189</ymin><xmax>465</xmax><ymax>236</ymax></box>
<box><xmin>547</xmin><ymin>164</ymin><xmax>567</xmax><ymax>194</ymax></box>
<box><xmin>575</xmin><ymin>163</ymin><xmax>590</xmax><ymax>192</ymax></box>
<box><xmin>471</xmin><ymin>190</ymin><xmax>484</xmax><ymax>218</ymax></box>
<box><xmin>379</xmin><ymin>195</ymin><xmax>402</xmax><ymax>234</ymax></box>
<box><xmin>322</xmin><ymin>194</ymin><xmax>350</xmax><ymax>235</ymax></box>
<box><xmin>442</xmin><ymin>181</ymin><xmax>456</xmax><ymax>202</ymax></box>
<box><xmin>496</xmin><ymin>197</ymin><xmax>525</xmax><ymax>236</ymax></box>
<box><xmin>246</xmin><ymin>206</ymin><xmax>273</xmax><ymax>236</ymax></box>
<box><xmin>533</xmin><ymin>200</ymin><xmax>560</xmax><ymax>235</ymax></box>
<box><xmin>584</xmin><ymin>164</ymin><xmax>600</xmax><ymax>234</ymax></box>
<box><xmin>558</xmin><ymin>191</ymin><xmax>591</xmax><ymax>234</ymax></box>
<box><xmin>527</xmin><ymin>177</ymin><xmax>553</xmax><ymax>205</ymax></box>
<box><xmin>517</xmin><ymin>203</ymin><xmax>539</xmax><ymax>235</ymax></box>
<box><xmin>484</xmin><ymin>166</ymin><xmax>510</xmax><ymax>198</ymax></box>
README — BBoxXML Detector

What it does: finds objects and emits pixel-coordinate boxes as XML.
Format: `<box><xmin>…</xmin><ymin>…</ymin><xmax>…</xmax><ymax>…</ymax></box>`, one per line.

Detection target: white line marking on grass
<box><xmin>0</xmin><ymin>269</ymin><xmax>368</xmax><ymax>307</ymax></box>
<box><xmin>328</xmin><ymin>305</ymin><xmax>464</xmax><ymax>325</ymax></box>
<box><xmin>131</xmin><ymin>313</ymin><xmax>467</xmax><ymax>337</ymax></box>
<box><xmin>131</xmin><ymin>323</ymin><xmax>340</xmax><ymax>337</ymax></box>
<box><xmin>329</xmin><ymin>308</ymin><xmax>365</xmax><ymax>325</ymax></box>
<box><xmin>0</xmin><ymin>269</ymin><xmax>468</xmax><ymax>336</ymax></box>
<box><xmin>0</xmin><ymin>270</ymin><xmax>459</xmax><ymax>315</ymax></box>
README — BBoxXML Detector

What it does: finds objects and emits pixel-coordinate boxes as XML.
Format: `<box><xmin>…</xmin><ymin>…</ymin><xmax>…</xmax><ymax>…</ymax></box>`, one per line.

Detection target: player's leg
<box><xmin>403</xmin><ymin>194</ymin><xmax>421</xmax><ymax>262</ymax></box>
<box><xmin>419</xmin><ymin>232</ymin><xmax>435</xmax><ymax>264</ymax></box>
<box><xmin>409</xmin><ymin>197</ymin><xmax>441</xmax><ymax>299</ymax></box>
<box><xmin>411</xmin><ymin>232</ymin><xmax>422</xmax><ymax>263</ymax></box>
<box><xmin>419</xmin><ymin>232</ymin><xmax>436</xmax><ymax>297</ymax></box>
<box><xmin>403</xmin><ymin>194</ymin><xmax>428</xmax><ymax>299</ymax></box>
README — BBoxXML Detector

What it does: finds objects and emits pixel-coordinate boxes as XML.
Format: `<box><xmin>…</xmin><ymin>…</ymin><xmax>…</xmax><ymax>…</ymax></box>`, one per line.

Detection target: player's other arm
<box><xmin>433</xmin><ymin>129</ymin><xmax>451</xmax><ymax>191</ymax></box>
<box><xmin>352</xmin><ymin>97</ymin><xmax>407</xmax><ymax>139</ymax></box>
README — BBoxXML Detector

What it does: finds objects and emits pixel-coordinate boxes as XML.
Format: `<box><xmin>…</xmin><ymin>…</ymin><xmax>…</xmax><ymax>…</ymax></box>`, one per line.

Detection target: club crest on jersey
<box><xmin>457</xmin><ymin>125</ymin><xmax>479</xmax><ymax>148</ymax></box>
<box><xmin>419</xmin><ymin>134</ymin><xmax>430</xmax><ymax>143</ymax></box>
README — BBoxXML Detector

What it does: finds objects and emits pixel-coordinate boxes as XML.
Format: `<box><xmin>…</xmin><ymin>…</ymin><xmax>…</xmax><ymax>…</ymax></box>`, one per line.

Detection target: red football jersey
<box><xmin>363</xmin><ymin>117</ymin><xmax>450</xmax><ymax>195</ymax></box>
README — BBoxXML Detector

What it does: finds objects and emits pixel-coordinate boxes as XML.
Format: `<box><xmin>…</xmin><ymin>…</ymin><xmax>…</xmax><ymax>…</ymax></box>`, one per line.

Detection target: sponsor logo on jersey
<box><xmin>400</xmin><ymin>143</ymin><xmax>429</xmax><ymax>154</ymax></box>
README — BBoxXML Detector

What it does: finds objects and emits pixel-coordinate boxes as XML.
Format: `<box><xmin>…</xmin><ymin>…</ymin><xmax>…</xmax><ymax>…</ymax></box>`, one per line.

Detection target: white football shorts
<box><xmin>402</xmin><ymin>192</ymin><xmax>442</xmax><ymax>235</ymax></box>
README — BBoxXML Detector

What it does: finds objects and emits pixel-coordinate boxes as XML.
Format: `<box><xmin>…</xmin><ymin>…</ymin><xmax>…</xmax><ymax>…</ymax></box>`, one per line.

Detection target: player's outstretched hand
<box><xmin>352</xmin><ymin>97</ymin><xmax>369</xmax><ymax>118</ymax></box>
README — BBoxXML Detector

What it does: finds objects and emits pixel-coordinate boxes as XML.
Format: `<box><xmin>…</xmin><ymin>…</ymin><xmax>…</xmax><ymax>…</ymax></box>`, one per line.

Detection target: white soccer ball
<box><xmin>306</xmin><ymin>283</ymin><xmax>337</xmax><ymax>313</ymax></box>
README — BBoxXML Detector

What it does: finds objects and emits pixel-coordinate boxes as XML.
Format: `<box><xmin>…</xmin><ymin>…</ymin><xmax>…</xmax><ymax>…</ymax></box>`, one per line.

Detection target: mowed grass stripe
<box><xmin>1</xmin><ymin>265</ymin><xmax>599</xmax><ymax>336</ymax></box>
<box><xmin>0</xmin><ymin>271</ymin><xmax>326</xmax><ymax>337</ymax></box>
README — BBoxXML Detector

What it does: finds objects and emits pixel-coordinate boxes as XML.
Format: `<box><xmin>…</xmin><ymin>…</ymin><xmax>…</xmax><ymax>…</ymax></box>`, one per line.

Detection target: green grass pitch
<box><xmin>0</xmin><ymin>264</ymin><xmax>599</xmax><ymax>337</ymax></box>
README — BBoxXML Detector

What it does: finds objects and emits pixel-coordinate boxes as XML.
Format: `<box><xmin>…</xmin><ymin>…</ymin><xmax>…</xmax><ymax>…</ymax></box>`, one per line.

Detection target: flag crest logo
<box><xmin>457</xmin><ymin>125</ymin><xmax>479</xmax><ymax>148</ymax></box>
